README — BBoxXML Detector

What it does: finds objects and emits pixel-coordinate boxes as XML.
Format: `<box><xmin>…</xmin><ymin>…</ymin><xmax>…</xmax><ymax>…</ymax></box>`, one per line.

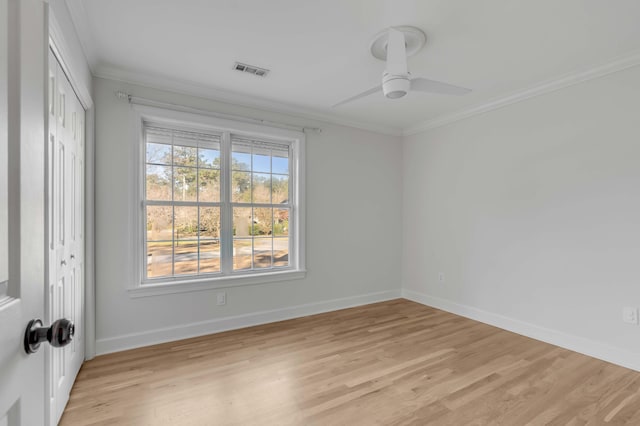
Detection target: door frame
<box><xmin>48</xmin><ymin>8</ymin><xmax>95</xmax><ymax>358</ymax></box>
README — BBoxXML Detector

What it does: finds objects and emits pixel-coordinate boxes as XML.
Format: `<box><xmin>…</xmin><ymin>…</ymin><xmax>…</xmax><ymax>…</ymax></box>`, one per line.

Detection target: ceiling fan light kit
<box><xmin>333</xmin><ymin>25</ymin><xmax>471</xmax><ymax>107</ymax></box>
<box><xmin>382</xmin><ymin>72</ymin><xmax>411</xmax><ymax>99</ymax></box>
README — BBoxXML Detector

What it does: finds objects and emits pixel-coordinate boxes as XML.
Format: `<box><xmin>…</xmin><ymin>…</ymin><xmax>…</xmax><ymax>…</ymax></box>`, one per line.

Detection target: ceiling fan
<box><xmin>333</xmin><ymin>26</ymin><xmax>471</xmax><ymax>107</ymax></box>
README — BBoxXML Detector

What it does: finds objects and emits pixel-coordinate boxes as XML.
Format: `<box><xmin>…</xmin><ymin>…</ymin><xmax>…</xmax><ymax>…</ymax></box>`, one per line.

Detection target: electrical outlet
<box><xmin>622</xmin><ymin>307</ymin><xmax>638</xmax><ymax>325</ymax></box>
<box><xmin>216</xmin><ymin>292</ymin><xmax>226</xmax><ymax>306</ymax></box>
<box><xmin>438</xmin><ymin>272</ymin><xmax>445</xmax><ymax>284</ymax></box>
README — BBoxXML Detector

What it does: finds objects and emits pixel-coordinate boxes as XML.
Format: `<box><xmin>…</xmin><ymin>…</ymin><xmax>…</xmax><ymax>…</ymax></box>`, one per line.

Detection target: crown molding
<box><xmin>64</xmin><ymin>0</ymin><xmax>99</xmax><ymax>73</ymax></box>
<box><xmin>93</xmin><ymin>48</ymin><xmax>640</xmax><ymax>139</ymax></box>
<box><xmin>403</xmin><ymin>49</ymin><xmax>640</xmax><ymax>136</ymax></box>
<box><xmin>63</xmin><ymin>1</ymin><xmax>403</xmax><ymax>136</ymax></box>
<box><xmin>62</xmin><ymin>2</ymin><xmax>640</xmax><ymax>138</ymax></box>
<box><xmin>93</xmin><ymin>65</ymin><xmax>404</xmax><ymax>137</ymax></box>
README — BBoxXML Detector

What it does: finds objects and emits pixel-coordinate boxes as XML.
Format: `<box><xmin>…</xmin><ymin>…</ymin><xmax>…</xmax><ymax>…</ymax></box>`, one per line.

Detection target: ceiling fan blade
<box><xmin>332</xmin><ymin>85</ymin><xmax>382</xmax><ymax>107</ymax></box>
<box><xmin>410</xmin><ymin>77</ymin><xmax>471</xmax><ymax>95</ymax></box>
<box><xmin>386</xmin><ymin>27</ymin><xmax>408</xmax><ymax>75</ymax></box>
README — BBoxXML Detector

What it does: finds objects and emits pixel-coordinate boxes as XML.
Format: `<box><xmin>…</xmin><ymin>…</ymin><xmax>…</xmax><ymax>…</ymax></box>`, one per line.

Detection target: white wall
<box><xmin>93</xmin><ymin>54</ymin><xmax>640</xmax><ymax>371</ymax></box>
<box><xmin>402</xmin><ymin>66</ymin><xmax>640</xmax><ymax>369</ymax></box>
<box><xmin>93</xmin><ymin>77</ymin><xmax>402</xmax><ymax>353</ymax></box>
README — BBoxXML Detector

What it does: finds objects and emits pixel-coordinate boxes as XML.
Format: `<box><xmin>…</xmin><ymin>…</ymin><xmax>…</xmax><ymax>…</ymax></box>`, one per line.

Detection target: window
<box><xmin>144</xmin><ymin>126</ymin><xmax>222</xmax><ymax>278</ymax></box>
<box><xmin>132</xmin><ymin>105</ymin><xmax>305</xmax><ymax>295</ymax></box>
<box><xmin>230</xmin><ymin>137</ymin><xmax>291</xmax><ymax>271</ymax></box>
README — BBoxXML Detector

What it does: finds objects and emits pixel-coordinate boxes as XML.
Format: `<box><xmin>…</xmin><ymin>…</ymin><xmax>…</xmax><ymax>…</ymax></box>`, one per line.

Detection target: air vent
<box><xmin>233</xmin><ymin>62</ymin><xmax>270</xmax><ymax>77</ymax></box>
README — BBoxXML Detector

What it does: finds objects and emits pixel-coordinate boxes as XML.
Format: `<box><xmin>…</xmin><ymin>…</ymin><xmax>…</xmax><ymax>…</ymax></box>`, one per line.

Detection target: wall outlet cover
<box><xmin>217</xmin><ymin>292</ymin><xmax>226</xmax><ymax>306</ymax></box>
<box><xmin>622</xmin><ymin>307</ymin><xmax>638</xmax><ymax>325</ymax></box>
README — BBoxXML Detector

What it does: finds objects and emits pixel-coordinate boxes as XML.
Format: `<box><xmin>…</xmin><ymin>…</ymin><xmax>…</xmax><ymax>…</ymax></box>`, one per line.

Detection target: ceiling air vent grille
<box><xmin>233</xmin><ymin>62</ymin><xmax>270</xmax><ymax>77</ymax></box>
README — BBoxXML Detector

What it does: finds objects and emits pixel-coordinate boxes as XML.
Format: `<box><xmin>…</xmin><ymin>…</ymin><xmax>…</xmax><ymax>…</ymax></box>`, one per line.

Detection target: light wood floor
<box><xmin>60</xmin><ymin>299</ymin><xmax>640</xmax><ymax>425</ymax></box>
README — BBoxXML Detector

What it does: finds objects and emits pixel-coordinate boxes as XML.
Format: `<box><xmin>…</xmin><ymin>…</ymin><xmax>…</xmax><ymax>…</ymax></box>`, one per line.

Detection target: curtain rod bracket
<box><xmin>115</xmin><ymin>91</ymin><xmax>130</xmax><ymax>101</ymax></box>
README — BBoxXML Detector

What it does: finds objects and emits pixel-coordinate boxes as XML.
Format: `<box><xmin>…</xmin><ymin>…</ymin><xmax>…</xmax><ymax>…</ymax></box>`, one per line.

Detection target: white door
<box><xmin>0</xmin><ymin>0</ymin><xmax>49</xmax><ymax>425</ymax></box>
<box><xmin>47</xmin><ymin>49</ymin><xmax>85</xmax><ymax>425</ymax></box>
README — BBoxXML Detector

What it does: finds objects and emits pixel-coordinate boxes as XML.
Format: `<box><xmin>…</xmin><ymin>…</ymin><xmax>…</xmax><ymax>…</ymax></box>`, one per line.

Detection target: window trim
<box><xmin>128</xmin><ymin>104</ymin><xmax>306</xmax><ymax>297</ymax></box>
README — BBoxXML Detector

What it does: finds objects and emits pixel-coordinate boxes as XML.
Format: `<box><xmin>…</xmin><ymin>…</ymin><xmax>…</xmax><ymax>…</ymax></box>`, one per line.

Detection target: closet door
<box><xmin>47</xmin><ymin>48</ymin><xmax>85</xmax><ymax>426</ymax></box>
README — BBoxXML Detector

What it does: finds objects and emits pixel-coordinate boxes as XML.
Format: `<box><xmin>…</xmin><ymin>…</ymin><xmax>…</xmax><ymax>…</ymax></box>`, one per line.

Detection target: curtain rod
<box><xmin>115</xmin><ymin>91</ymin><xmax>322</xmax><ymax>134</ymax></box>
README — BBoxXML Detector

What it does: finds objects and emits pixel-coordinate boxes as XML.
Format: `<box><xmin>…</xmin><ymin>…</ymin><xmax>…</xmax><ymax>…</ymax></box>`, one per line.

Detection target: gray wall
<box><xmin>402</xmin><ymin>65</ymin><xmax>640</xmax><ymax>363</ymax></box>
<box><xmin>94</xmin><ymin>77</ymin><xmax>403</xmax><ymax>352</ymax></box>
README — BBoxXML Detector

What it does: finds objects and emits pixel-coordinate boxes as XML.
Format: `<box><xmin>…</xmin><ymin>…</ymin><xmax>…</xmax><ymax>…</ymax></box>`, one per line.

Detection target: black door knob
<box><xmin>24</xmin><ymin>318</ymin><xmax>75</xmax><ymax>354</ymax></box>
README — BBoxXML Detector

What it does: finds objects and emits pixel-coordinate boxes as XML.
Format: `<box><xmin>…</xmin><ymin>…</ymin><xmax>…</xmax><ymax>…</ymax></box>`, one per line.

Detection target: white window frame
<box><xmin>127</xmin><ymin>104</ymin><xmax>306</xmax><ymax>297</ymax></box>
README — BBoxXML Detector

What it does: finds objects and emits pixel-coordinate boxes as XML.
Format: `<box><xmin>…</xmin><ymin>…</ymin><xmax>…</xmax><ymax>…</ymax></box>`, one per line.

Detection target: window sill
<box><xmin>127</xmin><ymin>269</ymin><xmax>307</xmax><ymax>298</ymax></box>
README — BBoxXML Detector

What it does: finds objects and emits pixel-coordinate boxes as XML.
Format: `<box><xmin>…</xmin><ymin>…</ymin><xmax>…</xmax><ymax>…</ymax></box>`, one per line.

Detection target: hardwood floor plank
<box><xmin>60</xmin><ymin>300</ymin><xmax>640</xmax><ymax>425</ymax></box>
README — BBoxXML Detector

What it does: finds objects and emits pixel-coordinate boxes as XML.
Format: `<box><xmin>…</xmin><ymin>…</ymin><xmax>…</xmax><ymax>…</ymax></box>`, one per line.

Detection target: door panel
<box><xmin>0</xmin><ymin>0</ymin><xmax>47</xmax><ymax>425</ymax></box>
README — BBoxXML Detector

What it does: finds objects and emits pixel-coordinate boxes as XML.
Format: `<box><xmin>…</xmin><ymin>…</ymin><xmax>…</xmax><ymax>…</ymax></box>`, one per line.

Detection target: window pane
<box><xmin>253</xmin><ymin>238</ymin><xmax>272</xmax><ymax>269</ymax></box>
<box><xmin>174</xmin><ymin>206</ymin><xmax>198</xmax><ymax>240</ymax></box>
<box><xmin>173</xmin><ymin>145</ymin><xmax>197</xmax><ymax>166</ymax></box>
<box><xmin>174</xmin><ymin>240</ymin><xmax>198</xmax><ymax>275</ymax></box>
<box><xmin>198</xmin><ymin>169</ymin><xmax>220</xmax><ymax>202</ymax></box>
<box><xmin>199</xmin><ymin>207</ymin><xmax>220</xmax><ymax>240</ymax></box>
<box><xmin>273</xmin><ymin>208</ymin><xmax>289</xmax><ymax>237</ymax></box>
<box><xmin>233</xmin><ymin>239</ymin><xmax>252</xmax><ymax>270</ymax></box>
<box><xmin>146</xmin><ymin>143</ymin><xmax>171</xmax><ymax>165</ymax></box>
<box><xmin>272</xmin><ymin>174</ymin><xmax>289</xmax><ymax>204</ymax></box>
<box><xmin>252</xmin><ymin>149</ymin><xmax>271</xmax><ymax>173</ymax></box>
<box><xmin>253</xmin><ymin>207</ymin><xmax>272</xmax><ymax>236</ymax></box>
<box><xmin>252</xmin><ymin>173</ymin><xmax>271</xmax><ymax>203</ymax></box>
<box><xmin>232</xmin><ymin>171</ymin><xmax>251</xmax><ymax>203</ymax></box>
<box><xmin>147</xmin><ymin>241</ymin><xmax>173</xmax><ymax>278</ymax></box>
<box><xmin>272</xmin><ymin>153</ymin><xmax>289</xmax><ymax>175</ymax></box>
<box><xmin>146</xmin><ymin>165</ymin><xmax>172</xmax><ymax>201</ymax></box>
<box><xmin>198</xmin><ymin>146</ymin><xmax>220</xmax><ymax>168</ymax></box>
<box><xmin>199</xmin><ymin>239</ymin><xmax>220</xmax><ymax>273</ymax></box>
<box><xmin>273</xmin><ymin>238</ymin><xmax>289</xmax><ymax>267</ymax></box>
<box><xmin>233</xmin><ymin>207</ymin><xmax>252</xmax><ymax>237</ymax></box>
<box><xmin>174</xmin><ymin>167</ymin><xmax>197</xmax><ymax>201</ymax></box>
<box><xmin>232</xmin><ymin>147</ymin><xmax>251</xmax><ymax>171</ymax></box>
<box><xmin>199</xmin><ymin>207</ymin><xmax>220</xmax><ymax>274</ymax></box>
<box><xmin>147</xmin><ymin>206</ymin><xmax>173</xmax><ymax>241</ymax></box>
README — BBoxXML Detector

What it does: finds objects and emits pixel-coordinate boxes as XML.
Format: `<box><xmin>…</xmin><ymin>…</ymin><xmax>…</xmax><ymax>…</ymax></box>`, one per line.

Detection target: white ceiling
<box><xmin>68</xmin><ymin>0</ymin><xmax>640</xmax><ymax>133</ymax></box>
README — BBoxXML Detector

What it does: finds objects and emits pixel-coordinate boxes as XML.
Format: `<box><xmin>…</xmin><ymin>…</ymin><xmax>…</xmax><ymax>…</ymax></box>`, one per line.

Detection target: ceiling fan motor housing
<box><xmin>382</xmin><ymin>72</ymin><xmax>410</xmax><ymax>99</ymax></box>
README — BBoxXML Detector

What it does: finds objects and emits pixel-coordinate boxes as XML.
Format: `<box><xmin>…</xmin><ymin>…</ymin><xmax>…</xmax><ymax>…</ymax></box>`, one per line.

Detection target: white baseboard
<box><xmin>96</xmin><ymin>290</ymin><xmax>401</xmax><ymax>355</ymax></box>
<box><xmin>402</xmin><ymin>289</ymin><xmax>640</xmax><ymax>372</ymax></box>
